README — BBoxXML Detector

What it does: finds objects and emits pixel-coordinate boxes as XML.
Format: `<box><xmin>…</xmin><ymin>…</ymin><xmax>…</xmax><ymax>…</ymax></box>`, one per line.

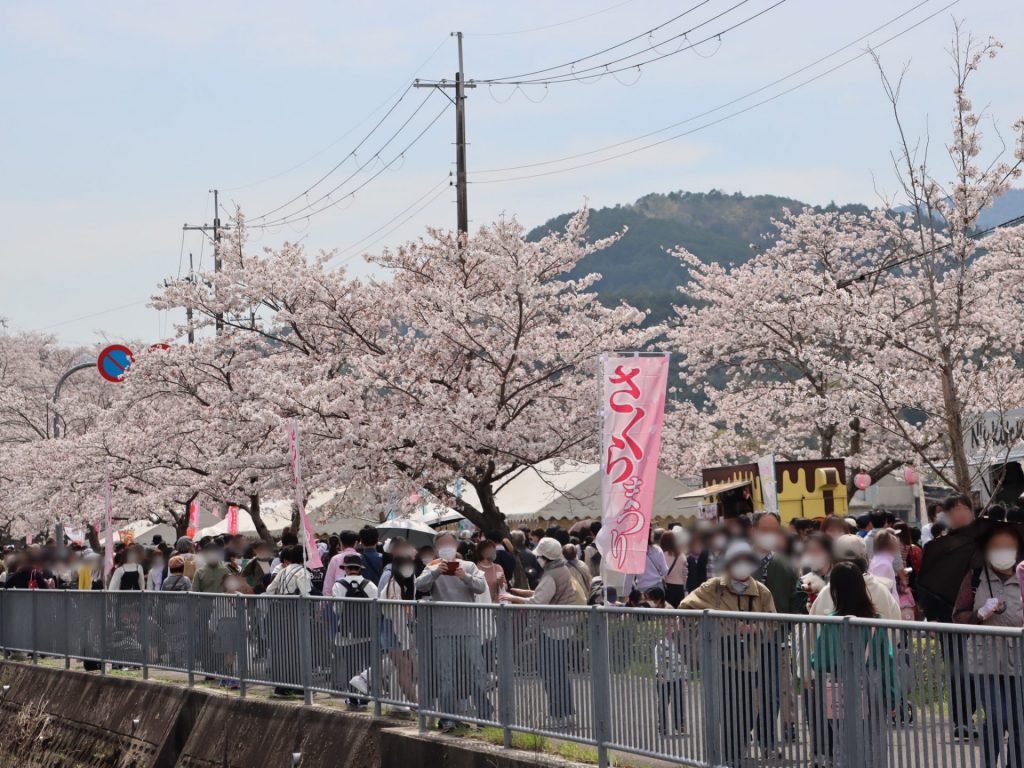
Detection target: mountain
<box><xmin>529</xmin><ymin>188</ymin><xmax>1024</xmax><ymax>326</ymax></box>
<box><xmin>528</xmin><ymin>190</ymin><xmax>868</xmax><ymax>326</ymax></box>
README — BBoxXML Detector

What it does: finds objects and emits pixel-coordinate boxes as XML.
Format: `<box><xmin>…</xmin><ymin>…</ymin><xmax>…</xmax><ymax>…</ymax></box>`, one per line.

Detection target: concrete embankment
<box><xmin>0</xmin><ymin>662</ymin><xmax>578</xmax><ymax>768</ymax></box>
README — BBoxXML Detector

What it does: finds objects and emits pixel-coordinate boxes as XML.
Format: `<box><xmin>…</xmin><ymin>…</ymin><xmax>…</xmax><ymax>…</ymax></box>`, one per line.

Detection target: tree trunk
<box><xmin>85</xmin><ymin>520</ymin><xmax>101</xmax><ymax>552</ymax></box>
<box><xmin>290</xmin><ymin>500</ymin><xmax>301</xmax><ymax>538</ymax></box>
<box><xmin>473</xmin><ymin>481</ymin><xmax>509</xmax><ymax>537</ymax></box>
<box><xmin>249</xmin><ymin>493</ymin><xmax>276</xmax><ymax>547</ymax></box>
<box><xmin>940</xmin><ymin>364</ymin><xmax>972</xmax><ymax>495</ymax></box>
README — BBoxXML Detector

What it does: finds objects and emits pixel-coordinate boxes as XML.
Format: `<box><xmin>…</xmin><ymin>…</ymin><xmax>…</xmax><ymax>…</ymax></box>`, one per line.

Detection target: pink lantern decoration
<box><xmin>854</xmin><ymin>472</ymin><xmax>872</xmax><ymax>491</ymax></box>
<box><xmin>903</xmin><ymin>466</ymin><xmax>919</xmax><ymax>485</ymax></box>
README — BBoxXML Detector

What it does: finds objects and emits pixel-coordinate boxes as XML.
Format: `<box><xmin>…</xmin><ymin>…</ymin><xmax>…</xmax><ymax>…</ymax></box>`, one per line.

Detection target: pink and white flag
<box><xmin>187</xmin><ymin>499</ymin><xmax>200</xmax><ymax>539</ymax></box>
<box><xmin>596</xmin><ymin>354</ymin><xmax>670</xmax><ymax>575</ymax></box>
<box><xmin>103</xmin><ymin>468</ymin><xmax>115</xmax><ymax>579</ymax></box>
<box><xmin>286</xmin><ymin>419</ymin><xmax>323</xmax><ymax>569</ymax></box>
<box><xmin>227</xmin><ymin>505</ymin><xmax>239</xmax><ymax>536</ymax></box>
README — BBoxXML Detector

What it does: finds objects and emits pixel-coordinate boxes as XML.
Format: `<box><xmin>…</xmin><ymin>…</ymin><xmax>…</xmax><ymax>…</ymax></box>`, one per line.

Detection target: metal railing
<box><xmin>2</xmin><ymin>589</ymin><xmax>1023</xmax><ymax>768</ymax></box>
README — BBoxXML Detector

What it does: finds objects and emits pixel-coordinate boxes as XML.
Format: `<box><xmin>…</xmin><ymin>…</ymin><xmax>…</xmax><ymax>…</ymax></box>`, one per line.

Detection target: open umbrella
<box><xmin>375</xmin><ymin>518</ymin><xmax>438</xmax><ymax>549</ymax></box>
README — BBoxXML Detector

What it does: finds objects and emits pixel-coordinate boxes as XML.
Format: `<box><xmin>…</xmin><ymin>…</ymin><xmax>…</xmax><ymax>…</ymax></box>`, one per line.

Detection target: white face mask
<box><xmin>729</xmin><ymin>561</ymin><xmax>756</xmax><ymax>581</ymax></box>
<box><xmin>398</xmin><ymin>564</ymin><xmax>415</xmax><ymax>578</ymax></box>
<box><xmin>711</xmin><ymin>536</ymin><xmax>727</xmax><ymax>552</ymax></box>
<box><xmin>754</xmin><ymin>532</ymin><xmax>778</xmax><ymax>552</ymax></box>
<box><xmin>988</xmin><ymin>548</ymin><xmax>1018</xmax><ymax>571</ymax></box>
<box><xmin>673</xmin><ymin>529</ymin><xmax>691</xmax><ymax>549</ymax></box>
<box><xmin>437</xmin><ymin>546</ymin><xmax>457</xmax><ymax>561</ymax></box>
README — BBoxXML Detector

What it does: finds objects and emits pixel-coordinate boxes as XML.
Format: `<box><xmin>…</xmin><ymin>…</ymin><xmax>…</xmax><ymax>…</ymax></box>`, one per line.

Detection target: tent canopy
<box><xmin>675</xmin><ymin>479</ymin><xmax>752</xmax><ymax>500</ymax></box>
<box><xmin>458</xmin><ymin>459</ymin><xmax>695</xmax><ymax>524</ymax></box>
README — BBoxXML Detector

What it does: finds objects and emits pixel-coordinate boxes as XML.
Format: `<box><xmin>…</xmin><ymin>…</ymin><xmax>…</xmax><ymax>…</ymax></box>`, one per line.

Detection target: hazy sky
<box><xmin>2</xmin><ymin>0</ymin><xmax>1022</xmax><ymax>346</ymax></box>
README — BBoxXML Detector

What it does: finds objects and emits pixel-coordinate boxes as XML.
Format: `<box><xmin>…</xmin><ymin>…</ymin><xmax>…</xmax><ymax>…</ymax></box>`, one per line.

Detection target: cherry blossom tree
<box><xmin>667</xmin><ymin>27</ymin><xmax>1024</xmax><ymax>496</ymax></box>
<box><xmin>156</xmin><ymin>210</ymin><xmax>656</xmax><ymax>532</ymax></box>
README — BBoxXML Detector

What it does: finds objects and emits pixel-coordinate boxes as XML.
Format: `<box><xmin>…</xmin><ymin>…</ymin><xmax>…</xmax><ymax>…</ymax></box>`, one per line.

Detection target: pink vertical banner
<box><xmin>103</xmin><ymin>468</ymin><xmax>115</xmax><ymax>580</ymax></box>
<box><xmin>596</xmin><ymin>354</ymin><xmax>670</xmax><ymax>575</ymax></box>
<box><xmin>187</xmin><ymin>499</ymin><xmax>200</xmax><ymax>539</ymax></box>
<box><xmin>227</xmin><ymin>505</ymin><xmax>239</xmax><ymax>536</ymax></box>
<box><xmin>286</xmin><ymin>419</ymin><xmax>323</xmax><ymax>569</ymax></box>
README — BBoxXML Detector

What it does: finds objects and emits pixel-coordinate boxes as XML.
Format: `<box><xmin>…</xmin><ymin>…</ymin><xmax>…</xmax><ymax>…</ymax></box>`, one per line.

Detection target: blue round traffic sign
<box><xmin>97</xmin><ymin>344</ymin><xmax>134</xmax><ymax>382</ymax></box>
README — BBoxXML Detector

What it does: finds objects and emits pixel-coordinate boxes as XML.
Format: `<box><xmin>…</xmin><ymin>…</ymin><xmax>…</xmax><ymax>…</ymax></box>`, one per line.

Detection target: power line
<box><xmin>247</xmin><ymin>91</ymin><xmax>442</xmax><ymax>228</ymax></box>
<box><xmin>475</xmin><ymin>0</ymin><xmax>940</xmax><ymax>175</ymax></box>
<box><xmin>247</xmin><ymin>85</ymin><xmax>418</xmax><ymax>222</ymax></box>
<box><xmin>466</xmin><ymin>0</ymin><xmax>637</xmax><ymax>37</ymax></box>
<box><xmin>475</xmin><ymin>0</ymin><xmax>787</xmax><ymax>86</ymax></box>
<box><xmin>836</xmin><ymin>214</ymin><xmax>1024</xmax><ymax>289</ymax></box>
<box><xmin>470</xmin><ymin>0</ymin><xmax>718</xmax><ymax>83</ymax></box>
<box><xmin>329</xmin><ymin>178</ymin><xmax>454</xmax><ymax>268</ymax></box>
<box><xmin>221</xmin><ymin>36</ymin><xmax>450</xmax><ymax>193</ymax></box>
<box><xmin>37</xmin><ymin>301</ymin><xmax>149</xmax><ymax>331</ymax></box>
<box><xmin>248</xmin><ymin>102</ymin><xmax>452</xmax><ymax>230</ymax></box>
<box><xmin>471</xmin><ymin>0</ymin><xmax>959</xmax><ymax>184</ymax></box>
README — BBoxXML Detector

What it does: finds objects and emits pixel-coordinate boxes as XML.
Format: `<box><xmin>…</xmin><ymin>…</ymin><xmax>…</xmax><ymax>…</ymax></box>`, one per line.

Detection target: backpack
<box><xmin>119</xmin><ymin>568</ymin><xmax>141</xmax><ymax>591</ymax></box>
<box><xmin>339</xmin><ymin>577</ymin><xmax>370</xmax><ymax>599</ymax></box>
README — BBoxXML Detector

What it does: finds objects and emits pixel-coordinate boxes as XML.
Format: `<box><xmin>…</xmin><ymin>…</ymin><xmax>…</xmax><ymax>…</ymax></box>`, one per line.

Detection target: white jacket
<box><xmin>809</xmin><ymin>572</ymin><xmax>901</xmax><ymax>621</ymax></box>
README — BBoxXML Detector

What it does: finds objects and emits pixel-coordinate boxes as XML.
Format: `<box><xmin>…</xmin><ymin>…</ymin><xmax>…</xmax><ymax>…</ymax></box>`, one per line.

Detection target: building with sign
<box><xmin>967</xmin><ymin>407</ymin><xmax>1024</xmax><ymax>506</ymax></box>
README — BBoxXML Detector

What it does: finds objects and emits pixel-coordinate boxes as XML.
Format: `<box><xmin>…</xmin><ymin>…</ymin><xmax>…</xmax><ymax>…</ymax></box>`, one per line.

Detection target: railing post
<box><xmin>0</xmin><ymin>589</ymin><xmax>6</xmax><ymax>653</ymax></box>
<box><xmin>100</xmin><ymin>591</ymin><xmax>108</xmax><ymax>676</ymax></box>
<box><xmin>699</xmin><ymin>610</ymin><xmax>722</xmax><ymax>768</ymax></box>
<box><xmin>495</xmin><ymin>603</ymin><xmax>515</xmax><ymax>748</ymax></box>
<box><xmin>140</xmin><ymin>591</ymin><xmax>149</xmax><ymax>680</ymax></box>
<box><xmin>185</xmin><ymin>595</ymin><xmax>195</xmax><ymax>687</ymax></box>
<box><xmin>30</xmin><ymin>589</ymin><xmax>38</xmax><ymax>664</ymax></box>
<box><xmin>236</xmin><ymin>594</ymin><xmax>248</xmax><ymax>698</ymax></box>
<box><xmin>417</xmin><ymin>603</ymin><xmax>431</xmax><ymax>734</ymax></box>
<box><xmin>370</xmin><ymin>598</ymin><xmax>382</xmax><ymax>717</ymax></box>
<box><xmin>63</xmin><ymin>590</ymin><xmax>71</xmax><ymax>669</ymax></box>
<box><xmin>588</xmin><ymin>606</ymin><xmax>613</xmax><ymax>768</ymax></box>
<box><xmin>298</xmin><ymin>597</ymin><xmax>314</xmax><ymax>706</ymax></box>
<box><xmin>839</xmin><ymin>617</ymin><xmax>864</xmax><ymax>768</ymax></box>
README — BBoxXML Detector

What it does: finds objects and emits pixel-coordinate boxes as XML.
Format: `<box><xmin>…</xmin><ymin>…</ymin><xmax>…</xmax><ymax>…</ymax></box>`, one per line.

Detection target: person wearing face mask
<box><xmin>377</xmin><ymin>549</ymin><xmax>418</xmax><ymax>707</ymax></box>
<box><xmin>748</xmin><ymin>512</ymin><xmax>803</xmax><ymax>755</ymax></box>
<box><xmin>705</xmin><ymin>529</ymin><xmax>730</xmax><ymax>581</ymax></box>
<box><xmin>682</xmin><ymin>541</ymin><xmax>776</xmax><ymax>764</ymax></box>
<box><xmin>798</xmin><ymin>533</ymin><xmax>833</xmax><ymax>606</ymax></box>
<box><xmin>475</xmin><ymin>540</ymin><xmax>508</xmax><ymax>602</ymax></box>
<box><xmin>414</xmin><ymin>531</ymin><xmax>490</xmax><ymax>732</ymax></box>
<box><xmin>953</xmin><ymin>524</ymin><xmax>1023</xmax><ymax>768</ymax></box>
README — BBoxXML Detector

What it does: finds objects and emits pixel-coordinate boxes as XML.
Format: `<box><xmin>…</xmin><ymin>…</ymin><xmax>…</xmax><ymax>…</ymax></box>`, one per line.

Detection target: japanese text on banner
<box><xmin>596</xmin><ymin>354</ymin><xmax>669</xmax><ymax>575</ymax></box>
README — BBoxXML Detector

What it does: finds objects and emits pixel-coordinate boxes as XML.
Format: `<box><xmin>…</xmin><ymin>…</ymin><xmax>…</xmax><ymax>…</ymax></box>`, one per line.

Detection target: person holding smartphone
<box><xmin>414</xmin><ymin>531</ymin><xmax>490</xmax><ymax>732</ymax></box>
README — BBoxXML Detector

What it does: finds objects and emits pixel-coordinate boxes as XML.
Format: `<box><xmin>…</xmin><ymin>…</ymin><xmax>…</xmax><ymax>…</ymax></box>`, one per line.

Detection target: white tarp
<box><xmin>457</xmin><ymin>459</ymin><xmax>695</xmax><ymax>523</ymax></box>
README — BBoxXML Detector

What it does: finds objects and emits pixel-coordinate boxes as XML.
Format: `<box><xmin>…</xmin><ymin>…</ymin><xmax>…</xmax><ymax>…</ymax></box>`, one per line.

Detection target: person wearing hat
<box><xmin>332</xmin><ymin>554</ymin><xmax>378</xmax><ymax>707</ymax></box>
<box><xmin>174</xmin><ymin>536</ymin><xmax>199</xmax><ymax>580</ymax></box>
<box><xmin>809</xmin><ymin>534</ymin><xmax>900</xmax><ymax>620</ymax></box>
<box><xmin>414</xmin><ymin>531</ymin><xmax>490</xmax><ymax>732</ymax></box>
<box><xmin>681</xmin><ymin>540</ymin><xmax>776</xmax><ymax>764</ymax></box>
<box><xmin>501</xmin><ymin>536</ymin><xmax>587</xmax><ymax>729</ymax></box>
<box><xmin>161</xmin><ymin>556</ymin><xmax>193</xmax><ymax>592</ymax></box>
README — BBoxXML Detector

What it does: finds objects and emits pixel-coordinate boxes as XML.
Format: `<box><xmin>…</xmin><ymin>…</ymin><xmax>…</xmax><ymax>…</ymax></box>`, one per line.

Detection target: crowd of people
<box><xmin>1</xmin><ymin>494</ymin><xmax>1022</xmax><ymax>765</ymax></box>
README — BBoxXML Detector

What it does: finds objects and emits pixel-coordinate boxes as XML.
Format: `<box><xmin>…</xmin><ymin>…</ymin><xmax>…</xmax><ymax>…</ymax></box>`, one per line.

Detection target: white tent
<box><xmin>457</xmin><ymin>459</ymin><xmax>696</xmax><ymax>524</ymax></box>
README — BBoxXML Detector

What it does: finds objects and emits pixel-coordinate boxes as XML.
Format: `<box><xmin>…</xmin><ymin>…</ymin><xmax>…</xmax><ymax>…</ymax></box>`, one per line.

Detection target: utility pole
<box><xmin>182</xmin><ymin>189</ymin><xmax>228</xmax><ymax>335</ymax></box>
<box><xmin>186</xmin><ymin>253</ymin><xmax>195</xmax><ymax>345</ymax></box>
<box><xmin>415</xmin><ymin>32</ymin><xmax>475</xmax><ymax>236</ymax></box>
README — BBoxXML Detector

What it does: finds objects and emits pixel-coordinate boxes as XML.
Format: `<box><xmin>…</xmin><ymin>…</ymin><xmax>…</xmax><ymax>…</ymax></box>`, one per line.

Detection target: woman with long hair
<box><xmin>809</xmin><ymin>562</ymin><xmax>895</xmax><ymax>765</ymax></box>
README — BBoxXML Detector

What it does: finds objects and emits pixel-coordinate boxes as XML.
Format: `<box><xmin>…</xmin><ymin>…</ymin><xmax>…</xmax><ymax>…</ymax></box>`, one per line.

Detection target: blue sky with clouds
<box><xmin>2</xmin><ymin>0</ymin><xmax>1021</xmax><ymax>346</ymax></box>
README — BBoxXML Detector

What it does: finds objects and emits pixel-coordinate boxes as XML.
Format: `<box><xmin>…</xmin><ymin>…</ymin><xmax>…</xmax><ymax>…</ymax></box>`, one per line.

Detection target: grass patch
<box><xmin>474</xmin><ymin>727</ymin><xmax>638</xmax><ymax>767</ymax></box>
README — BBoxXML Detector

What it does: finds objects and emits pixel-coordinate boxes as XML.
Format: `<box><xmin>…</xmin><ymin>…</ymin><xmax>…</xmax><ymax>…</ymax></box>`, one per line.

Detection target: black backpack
<box><xmin>339</xmin><ymin>578</ymin><xmax>370</xmax><ymax>599</ymax></box>
<box><xmin>120</xmin><ymin>568</ymin><xmax>141</xmax><ymax>591</ymax></box>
